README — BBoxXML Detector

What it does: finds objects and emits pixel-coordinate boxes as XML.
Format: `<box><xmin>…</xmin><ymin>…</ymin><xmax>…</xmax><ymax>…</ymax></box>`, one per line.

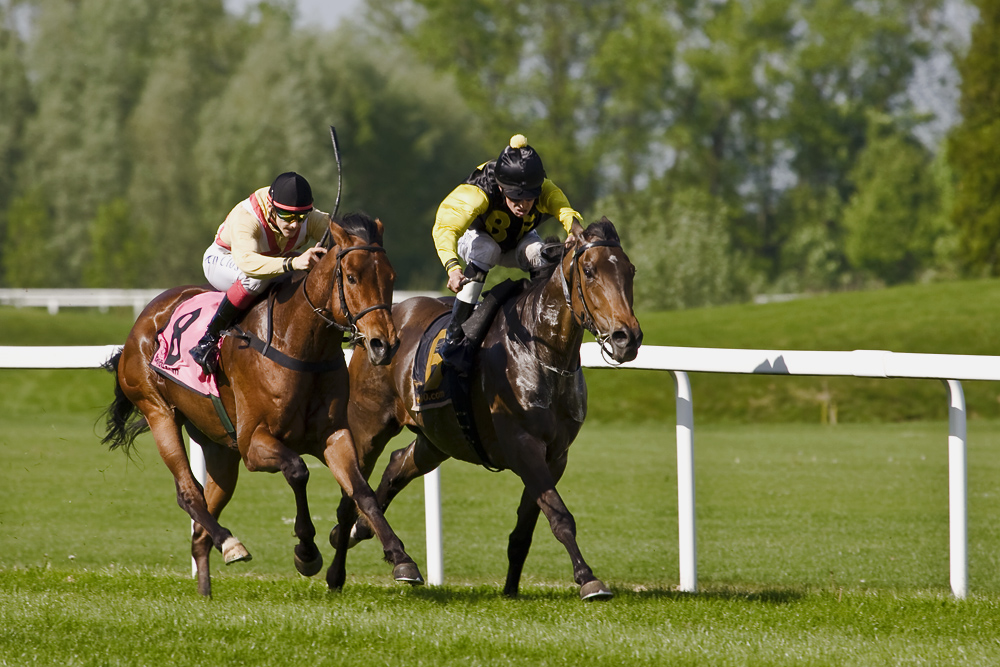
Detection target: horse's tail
<box><xmin>99</xmin><ymin>350</ymin><xmax>149</xmax><ymax>456</ymax></box>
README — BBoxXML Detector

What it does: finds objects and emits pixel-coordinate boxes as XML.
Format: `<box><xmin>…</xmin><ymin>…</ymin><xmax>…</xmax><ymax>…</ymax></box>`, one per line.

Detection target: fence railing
<box><xmin>0</xmin><ymin>288</ymin><xmax>438</xmax><ymax>318</ymax></box>
<box><xmin>4</xmin><ymin>342</ymin><xmax>996</xmax><ymax>598</ymax></box>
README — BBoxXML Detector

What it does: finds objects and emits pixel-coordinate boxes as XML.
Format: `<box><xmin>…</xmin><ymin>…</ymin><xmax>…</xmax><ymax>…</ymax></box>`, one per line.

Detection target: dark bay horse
<box><xmin>102</xmin><ymin>213</ymin><xmax>423</xmax><ymax>596</ymax></box>
<box><xmin>334</xmin><ymin>218</ymin><xmax>642</xmax><ymax>599</ymax></box>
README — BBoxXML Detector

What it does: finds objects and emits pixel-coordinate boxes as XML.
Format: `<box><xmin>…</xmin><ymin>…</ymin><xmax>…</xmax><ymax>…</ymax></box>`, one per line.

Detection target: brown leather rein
<box><xmin>302</xmin><ymin>243</ymin><xmax>392</xmax><ymax>346</ymax></box>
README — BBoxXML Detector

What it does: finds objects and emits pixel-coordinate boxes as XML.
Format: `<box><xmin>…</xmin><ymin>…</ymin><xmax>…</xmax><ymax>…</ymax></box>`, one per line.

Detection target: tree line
<box><xmin>0</xmin><ymin>0</ymin><xmax>996</xmax><ymax>311</ymax></box>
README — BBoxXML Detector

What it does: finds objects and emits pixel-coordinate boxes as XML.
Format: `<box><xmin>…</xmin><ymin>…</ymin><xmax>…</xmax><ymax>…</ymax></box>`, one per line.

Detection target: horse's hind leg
<box><xmin>145</xmin><ymin>411</ymin><xmax>250</xmax><ymax>567</ymax></box>
<box><xmin>517</xmin><ymin>450</ymin><xmax>612</xmax><ymax>601</ymax></box>
<box><xmin>192</xmin><ymin>442</ymin><xmax>242</xmax><ymax>597</ymax></box>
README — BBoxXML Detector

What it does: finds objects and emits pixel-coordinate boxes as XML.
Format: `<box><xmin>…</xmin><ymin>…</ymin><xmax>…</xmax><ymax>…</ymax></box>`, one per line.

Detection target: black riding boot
<box><xmin>189</xmin><ymin>295</ymin><xmax>241</xmax><ymax>376</ymax></box>
<box><xmin>437</xmin><ymin>298</ymin><xmax>477</xmax><ymax>376</ymax></box>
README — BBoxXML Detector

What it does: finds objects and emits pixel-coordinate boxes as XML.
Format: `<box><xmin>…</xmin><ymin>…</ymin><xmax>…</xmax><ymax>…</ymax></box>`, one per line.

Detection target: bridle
<box><xmin>558</xmin><ymin>238</ymin><xmax>624</xmax><ymax>365</ymax></box>
<box><xmin>301</xmin><ymin>242</ymin><xmax>392</xmax><ymax>346</ymax></box>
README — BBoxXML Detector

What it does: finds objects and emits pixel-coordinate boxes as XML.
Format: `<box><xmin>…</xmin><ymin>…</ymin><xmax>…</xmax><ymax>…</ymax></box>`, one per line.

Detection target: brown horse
<box><xmin>101</xmin><ymin>213</ymin><xmax>423</xmax><ymax>596</ymax></box>
<box><xmin>333</xmin><ymin>218</ymin><xmax>642</xmax><ymax>599</ymax></box>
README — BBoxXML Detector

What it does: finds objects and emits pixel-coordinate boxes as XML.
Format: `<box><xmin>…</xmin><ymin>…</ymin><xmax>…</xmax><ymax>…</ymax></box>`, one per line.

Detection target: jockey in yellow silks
<box><xmin>431</xmin><ymin>134</ymin><xmax>585</xmax><ymax>374</ymax></box>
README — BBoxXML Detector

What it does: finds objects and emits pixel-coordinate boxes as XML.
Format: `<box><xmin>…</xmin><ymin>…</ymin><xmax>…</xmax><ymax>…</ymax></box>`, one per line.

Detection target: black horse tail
<box><xmin>100</xmin><ymin>350</ymin><xmax>149</xmax><ymax>456</ymax></box>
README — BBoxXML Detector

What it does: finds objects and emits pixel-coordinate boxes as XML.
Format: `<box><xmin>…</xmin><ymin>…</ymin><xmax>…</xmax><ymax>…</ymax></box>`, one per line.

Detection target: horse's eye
<box><xmin>347</xmin><ymin>274</ymin><xmax>358</xmax><ymax>285</ymax></box>
<box><xmin>583</xmin><ymin>266</ymin><xmax>594</xmax><ymax>279</ymax></box>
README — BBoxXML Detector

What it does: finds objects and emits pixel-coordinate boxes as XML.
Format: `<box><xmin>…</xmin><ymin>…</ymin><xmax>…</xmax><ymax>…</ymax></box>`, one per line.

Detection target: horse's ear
<box><xmin>373</xmin><ymin>217</ymin><xmax>385</xmax><ymax>243</ymax></box>
<box><xmin>329</xmin><ymin>218</ymin><xmax>351</xmax><ymax>248</ymax></box>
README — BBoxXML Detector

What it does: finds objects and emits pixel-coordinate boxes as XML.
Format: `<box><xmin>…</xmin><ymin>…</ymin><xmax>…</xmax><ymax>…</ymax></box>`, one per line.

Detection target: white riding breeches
<box><xmin>202</xmin><ymin>243</ymin><xmax>271</xmax><ymax>295</ymax></box>
<box><xmin>456</xmin><ymin>228</ymin><xmax>547</xmax><ymax>272</ymax></box>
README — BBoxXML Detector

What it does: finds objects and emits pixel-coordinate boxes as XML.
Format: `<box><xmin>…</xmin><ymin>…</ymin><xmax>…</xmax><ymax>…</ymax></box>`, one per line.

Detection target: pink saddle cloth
<box><xmin>150</xmin><ymin>292</ymin><xmax>225</xmax><ymax>397</ymax></box>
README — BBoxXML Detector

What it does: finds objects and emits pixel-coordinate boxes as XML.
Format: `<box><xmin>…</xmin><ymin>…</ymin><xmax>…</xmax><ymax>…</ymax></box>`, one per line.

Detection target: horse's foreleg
<box><xmin>348</xmin><ymin>434</ymin><xmax>449</xmax><ymax>545</ymax></box>
<box><xmin>323</xmin><ymin>428</ymin><xmax>424</xmax><ymax>586</ymax></box>
<box><xmin>504</xmin><ymin>488</ymin><xmax>541</xmax><ymax>598</ymax></box>
<box><xmin>243</xmin><ymin>431</ymin><xmax>322</xmax><ymax>577</ymax></box>
<box><xmin>327</xmin><ymin>493</ymin><xmax>356</xmax><ymax>591</ymax></box>
<box><xmin>192</xmin><ymin>443</ymin><xmax>242</xmax><ymax>597</ymax></box>
<box><xmin>518</xmin><ymin>453</ymin><xmax>613</xmax><ymax>601</ymax></box>
<box><xmin>146</xmin><ymin>412</ymin><xmax>249</xmax><ymax>570</ymax></box>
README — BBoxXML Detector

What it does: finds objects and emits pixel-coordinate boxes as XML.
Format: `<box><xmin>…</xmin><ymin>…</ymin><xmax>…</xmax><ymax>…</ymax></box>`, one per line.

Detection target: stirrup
<box><xmin>438</xmin><ymin>337</ymin><xmax>473</xmax><ymax>377</ymax></box>
<box><xmin>190</xmin><ymin>336</ymin><xmax>220</xmax><ymax>375</ymax></box>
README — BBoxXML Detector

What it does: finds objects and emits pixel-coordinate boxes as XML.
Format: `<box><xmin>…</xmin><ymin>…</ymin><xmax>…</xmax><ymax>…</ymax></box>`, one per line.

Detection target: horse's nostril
<box><xmin>612</xmin><ymin>330</ymin><xmax>630</xmax><ymax>347</ymax></box>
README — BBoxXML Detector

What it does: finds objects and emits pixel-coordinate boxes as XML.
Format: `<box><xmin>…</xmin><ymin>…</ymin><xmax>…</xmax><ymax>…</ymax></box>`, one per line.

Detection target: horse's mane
<box><xmin>584</xmin><ymin>217</ymin><xmax>620</xmax><ymax>244</ymax></box>
<box><xmin>528</xmin><ymin>217</ymin><xmax>621</xmax><ymax>287</ymax></box>
<box><xmin>333</xmin><ymin>211</ymin><xmax>383</xmax><ymax>245</ymax></box>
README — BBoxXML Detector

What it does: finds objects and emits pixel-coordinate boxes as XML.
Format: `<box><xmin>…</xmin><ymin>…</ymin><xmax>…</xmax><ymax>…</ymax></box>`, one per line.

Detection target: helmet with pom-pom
<box><xmin>494</xmin><ymin>134</ymin><xmax>545</xmax><ymax>200</ymax></box>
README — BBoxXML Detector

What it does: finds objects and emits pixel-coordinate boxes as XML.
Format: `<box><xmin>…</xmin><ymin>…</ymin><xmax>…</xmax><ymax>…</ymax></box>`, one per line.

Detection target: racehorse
<box><xmin>332</xmin><ymin>218</ymin><xmax>642</xmax><ymax>599</ymax></box>
<box><xmin>101</xmin><ymin>213</ymin><xmax>423</xmax><ymax>596</ymax></box>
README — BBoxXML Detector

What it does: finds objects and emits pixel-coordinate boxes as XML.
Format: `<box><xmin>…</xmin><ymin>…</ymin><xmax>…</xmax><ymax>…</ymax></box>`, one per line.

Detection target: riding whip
<box><xmin>318</xmin><ymin>125</ymin><xmax>343</xmax><ymax>249</ymax></box>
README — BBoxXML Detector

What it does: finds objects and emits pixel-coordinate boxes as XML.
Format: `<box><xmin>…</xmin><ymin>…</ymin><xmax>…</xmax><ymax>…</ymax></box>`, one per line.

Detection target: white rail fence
<box><xmin>4</xmin><ymin>342</ymin><xmax>998</xmax><ymax>598</ymax></box>
<box><xmin>0</xmin><ymin>288</ymin><xmax>437</xmax><ymax>318</ymax></box>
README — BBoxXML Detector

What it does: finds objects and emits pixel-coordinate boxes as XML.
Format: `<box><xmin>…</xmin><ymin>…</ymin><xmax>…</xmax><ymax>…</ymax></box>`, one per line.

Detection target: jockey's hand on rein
<box><xmin>293</xmin><ymin>246</ymin><xmax>327</xmax><ymax>271</ymax></box>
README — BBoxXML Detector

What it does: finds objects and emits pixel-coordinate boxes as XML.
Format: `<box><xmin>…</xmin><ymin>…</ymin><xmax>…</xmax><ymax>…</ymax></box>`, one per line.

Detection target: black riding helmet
<box><xmin>494</xmin><ymin>134</ymin><xmax>545</xmax><ymax>200</ymax></box>
<box><xmin>269</xmin><ymin>171</ymin><xmax>313</xmax><ymax>211</ymax></box>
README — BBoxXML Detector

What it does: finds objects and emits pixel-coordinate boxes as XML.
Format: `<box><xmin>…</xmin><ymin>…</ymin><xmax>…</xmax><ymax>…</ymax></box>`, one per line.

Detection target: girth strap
<box><xmin>229</xmin><ymin>326</ymin><xmax>346</xmax><ymax>373</ymax></box>
<box><xmin>209</xmin><ymin>393</ymin><xmax>238</xmax><ymax>445</ymax></box>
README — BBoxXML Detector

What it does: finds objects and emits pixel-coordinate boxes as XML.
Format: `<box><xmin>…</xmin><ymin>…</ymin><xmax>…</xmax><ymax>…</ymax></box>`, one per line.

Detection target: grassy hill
<box><xmin>586</xmin><ymin>279</ymin><xmax>1000</xmax><ymax>423</ymax></box>
<box><xmin>3</xmin><ymin>278</ymin><xmax>1000</xmax><ymax>423</ymax></box>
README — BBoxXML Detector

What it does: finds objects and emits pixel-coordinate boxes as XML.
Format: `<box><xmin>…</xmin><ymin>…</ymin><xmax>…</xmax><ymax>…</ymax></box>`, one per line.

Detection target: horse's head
<box><xmin>560</xmin><ymin>217</ymin><xmax>643</xmax><ymax>363</ymax></box>
<box><xmin>316</xmin><ymin>213</ymin><xmax>398</xmax><ymax>365</ymax></box>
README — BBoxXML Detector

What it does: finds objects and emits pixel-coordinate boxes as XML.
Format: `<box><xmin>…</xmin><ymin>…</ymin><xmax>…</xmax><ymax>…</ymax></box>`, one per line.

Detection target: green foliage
<box><xmin>364</xmin><ymin>0</ymin><xmax>958</xmax><ymax>294</ymax></box>
<box><xmin>0</xmin><ymin>0</ymin><xmax>972</xmax><ymax>298</ymax></box>
<box><xmin>83</xmin><ymin>198</ymin><xmax>151</xmax><ymax>288</ymax></box>
<box><xmin>773</xmin><ymin>184</ymin><xmax>848</xmax><ymax>292</ymax></box>
<box><xmin>843</xmin><ymin>116</ymin><xmax>947</xmax><ymax>284</ymax></box>
<box><xmin>608</xmin><ymin>186</ymin><xmax>748</xmax><ymax>310</ymax></box>
<box><xmin>2</xmin><ymin>189</ymin><xmax>52</xmax><ymax>287</ymax></box>
<box><xmin>0</xmin><ymin>4</ymin><xmax>32</xmax><ymax>279</ymax></box>
<box><xmin>949</xmin><ymin>0</ymin><xmax>1000</xmax><ymax>275</ymax></box>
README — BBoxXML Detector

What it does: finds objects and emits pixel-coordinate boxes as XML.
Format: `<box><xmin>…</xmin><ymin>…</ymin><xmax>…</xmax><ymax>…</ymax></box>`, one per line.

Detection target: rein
<box><xmin>302</xmin><ymin>243</ymin><xmax>392</xmax><ymax>346</ymax></box>
<box><xmin>558</xmin><ymin>239</ymin><xmax>624</xmax><ymax>365</ymax></box>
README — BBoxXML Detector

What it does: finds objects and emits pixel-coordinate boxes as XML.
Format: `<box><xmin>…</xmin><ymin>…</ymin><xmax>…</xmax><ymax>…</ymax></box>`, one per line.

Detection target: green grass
<box><xmin>4</xmin><ymin>284</ymin><xmax>1000</xmax><ymax>664</ymax></box>
<box><xmin>3</xmin><ymin>415</ymin><xmax>1000</xmax><ymax>664</ymax></box>
<box><xmin>584</xmin><ymin>278</ymin><xmax>1000</xmax><ymax>423</ymax></box>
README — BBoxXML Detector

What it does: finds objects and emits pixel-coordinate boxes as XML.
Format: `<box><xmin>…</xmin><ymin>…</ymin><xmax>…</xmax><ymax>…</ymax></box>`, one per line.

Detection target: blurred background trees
<box><xmin>0</xmin><ymin>0</ymin><xmax>992</xmax><ymax>310</ymax></box>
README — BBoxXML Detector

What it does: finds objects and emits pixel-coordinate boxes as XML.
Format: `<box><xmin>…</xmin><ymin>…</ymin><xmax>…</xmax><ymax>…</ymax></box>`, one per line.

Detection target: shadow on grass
<box><xmin>347</xmin><ymin>582</ymin><xmax>808</xmax><ymax>606</ymax></box>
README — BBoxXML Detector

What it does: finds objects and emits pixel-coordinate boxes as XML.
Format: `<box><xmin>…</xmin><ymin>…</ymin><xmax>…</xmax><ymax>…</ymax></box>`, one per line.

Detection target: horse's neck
<box><xmin>516</xmin><ymin>274</ymin><xmax>585</xmax><ymax>368</ymax></box>
<box><xmin>264</xmin><ymin>270</ymin><xmax>340</xmax><ymax>355</ymax></box>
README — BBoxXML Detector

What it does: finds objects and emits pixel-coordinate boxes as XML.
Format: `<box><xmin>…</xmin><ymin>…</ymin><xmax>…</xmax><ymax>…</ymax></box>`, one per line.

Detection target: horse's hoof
<box><xmin>329</xmin><ymin>525</ymin><xmax>360</xmax><ymax>550</ymax></box>
<box><xmin>393</xmin><ymin>562</ymin><xmax>424</xmax><ymax>586</ymax></box>
<box><xmin>222</xmin><ymin>537</ymin><xmax>252</xmax><ymax>565</ymax></box>
<box><xmin>294</xmin><ymin>552</ymin><xmax>324</xmax><ymax>577</ymax></box>
<box><xmin>580</xmin><ymin>580</ymin><xmax>613</xmax><ymax>601</ymax></box>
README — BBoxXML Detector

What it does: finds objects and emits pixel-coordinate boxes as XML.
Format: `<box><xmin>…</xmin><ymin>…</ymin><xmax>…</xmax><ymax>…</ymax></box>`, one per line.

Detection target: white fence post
<box><xmin>424</xmin><ymin>468</ymin><xmax>444</xmax><ymax>586</ymax></box>
<box><xmin>944</xmin><ymin>380</ymin><xmax>968</xmax><ymax>599</ymax></box>
<box><xmin>671</xmin><ymin>371</ymin><xmax>697</xmax><ymax>593</ymax></box>
<box><xmin>188</xmin><ymin>434</ymin><xmax>207</xmax><ymax>578</ymax></box>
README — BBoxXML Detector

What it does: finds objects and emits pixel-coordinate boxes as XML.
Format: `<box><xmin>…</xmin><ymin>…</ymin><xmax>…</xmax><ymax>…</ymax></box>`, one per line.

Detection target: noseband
<box><xmin>302</xmin><ymin>244</ymin><xmax>392</xmax><ymax>345</ymax></box>
<box><xmin>558</xmin><ymin>239</ymin><xmax>624</xmax><ymax>363</ymax></box>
